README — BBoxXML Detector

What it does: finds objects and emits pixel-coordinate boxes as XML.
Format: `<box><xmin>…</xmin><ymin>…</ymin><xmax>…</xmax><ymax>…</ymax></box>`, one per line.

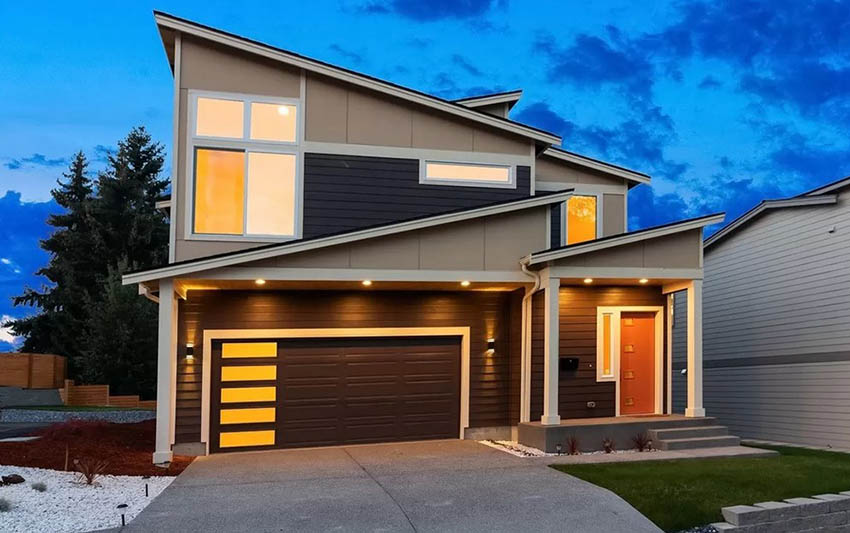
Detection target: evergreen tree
<box><xmin>7</xmin><ymin>152</ymin><xmax>97</xmax><ymax>361</ymax></box>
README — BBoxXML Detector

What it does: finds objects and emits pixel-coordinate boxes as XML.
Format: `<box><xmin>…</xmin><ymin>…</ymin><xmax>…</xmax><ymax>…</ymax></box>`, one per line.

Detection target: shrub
<box><xmin>74</xmin><ymin>457</ymin><xmax>109</xmax><ymax>485</ymax></box>
<box><xmin>632</xmin><ymin>432</ymin><xmax>652</xmax><ymax>452</ymax></box>
<box><xmin>602</xmin><ymin>437</ymin><xmax>615</xmax><ymax>454</ymax></box>
<box><xmin>0</xmin><ymin>498</ymin><xmax>11</xmax><ymax>512</ymax></box>
<box><xmin>31</xmin><ymin>482</ymin><xmax>48</xmax><ymax>492</ymax></box>
<box><xmin>566</xmin><ymin>435</ymin><xmax>581</xmax><ymax>455</ymax></box>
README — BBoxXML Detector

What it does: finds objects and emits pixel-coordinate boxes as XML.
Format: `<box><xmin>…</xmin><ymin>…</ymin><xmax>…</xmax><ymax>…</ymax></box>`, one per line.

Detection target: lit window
<box><xmin>191</xmin><ymin>93</ymin><xmax>299</xmax><ymax>238</ymax></box>
<box><xmin>194</xmin><ymin>149</ymin><xmax>244</xmax><ymax>235</ymax></box>
<box><xmin>597</xmin><ymin>311</ymin><xmax>615</xmax><ymax>382</ymax></box>
<box><xmin>246</xmin><ymin>152</ymin><xmax>296</xmax><ymax>235</ymax></box>
<box><xmin>250</xmin><ymin>103</ymin><xmax>297</xmax><ymax>142</ymax></box>
<box><xmin>567</xmin><ymin>195</ymin><xmax>597</xmax><ymax>244</ymax></box>
<box><xmin>196</xmin><ymin>97</ymin><xmax>244</xmax><ymax>138</ymax></box>
<box><xmin>423</xmin><ymin>162</ymin><xmax>512</xmax><ymax>186</ymax></box>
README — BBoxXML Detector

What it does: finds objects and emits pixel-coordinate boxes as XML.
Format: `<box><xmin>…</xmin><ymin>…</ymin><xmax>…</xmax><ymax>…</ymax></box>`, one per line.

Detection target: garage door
<box><xmin>210</xmin><ymin>336</ymin><xmax>461</xmax><ymax>453</ymax></box>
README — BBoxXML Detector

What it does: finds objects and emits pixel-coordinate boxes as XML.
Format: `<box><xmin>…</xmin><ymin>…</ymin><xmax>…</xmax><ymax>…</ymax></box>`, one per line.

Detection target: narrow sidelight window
<box><xmin>601</xmin><ymin>313</ymin><xmax>613</xmax><ymax>378</ymax></box>
<box><xmin>566</xmin><ymin>195</ymin><xmax>597</xmax><ymax>244</ymax></box>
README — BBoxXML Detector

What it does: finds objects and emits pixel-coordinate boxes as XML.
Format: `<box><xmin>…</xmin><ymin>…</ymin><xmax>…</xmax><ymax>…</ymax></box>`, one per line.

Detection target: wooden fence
<box><xmin>60</xmin><ymin>380</ymin><xmax>155</xmax><ymax>409</ymax></box>
<box><xmin>0</xmin><ymin>353</ymin><xmax>66</xmax><ymax>389</ymax></box>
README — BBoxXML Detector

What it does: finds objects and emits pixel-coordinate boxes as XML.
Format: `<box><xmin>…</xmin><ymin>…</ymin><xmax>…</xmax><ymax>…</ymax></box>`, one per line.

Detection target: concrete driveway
<box><xmin>121</xmin><ymin>440</ymin><xmax>661</xmax><ymax>533</ymax></box>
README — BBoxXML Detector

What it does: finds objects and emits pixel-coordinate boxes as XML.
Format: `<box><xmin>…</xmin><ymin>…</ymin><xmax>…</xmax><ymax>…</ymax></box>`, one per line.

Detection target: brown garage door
<box><xmin>210</xmin><ymin>336</ymin><xmax>461</xmax><ymax>453</ymax></box>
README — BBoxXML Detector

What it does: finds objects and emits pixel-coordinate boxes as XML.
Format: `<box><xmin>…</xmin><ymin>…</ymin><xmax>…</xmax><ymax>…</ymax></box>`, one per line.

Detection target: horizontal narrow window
<box><xmin>423</xmin><ymin>161</ymin><xmax>512</xmax><ymax>186</ymax></box>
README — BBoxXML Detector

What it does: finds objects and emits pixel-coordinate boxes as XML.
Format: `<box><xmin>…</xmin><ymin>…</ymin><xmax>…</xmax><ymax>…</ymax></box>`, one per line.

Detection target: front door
<box><xmin>619</xmin><ymin>312</ymin><xmax>656</xmax><ymax>415</ymax></box>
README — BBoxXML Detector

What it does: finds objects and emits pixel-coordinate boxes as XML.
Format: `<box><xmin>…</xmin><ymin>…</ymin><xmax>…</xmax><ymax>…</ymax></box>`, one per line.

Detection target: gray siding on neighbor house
<box><xmin>699</xmin><ymin>188</ymin><xmax>850</xmax><ymax>448</ymax></box>
<box><xmin>302</xmin><ymin>153</ymin><xmax>531</xmax><ymax>238</ymax></box>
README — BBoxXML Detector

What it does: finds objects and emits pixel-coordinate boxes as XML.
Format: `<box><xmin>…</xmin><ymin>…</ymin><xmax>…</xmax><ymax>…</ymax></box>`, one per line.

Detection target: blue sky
<box><xmin>1</xmin><ymin>0</ymin><xmax>849</xmax><ymax>349</ymax></box>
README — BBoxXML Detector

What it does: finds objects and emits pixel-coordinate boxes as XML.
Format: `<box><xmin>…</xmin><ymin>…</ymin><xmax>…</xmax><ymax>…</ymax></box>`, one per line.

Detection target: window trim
<box><xmin>419</xmin><ymin>160</ymin><xmax>516</xmax><ymax>189</ymax></box>
<box><xmin>185</xmin><ymin>88</ymin><xmax>304</xmax><ymax>242</ymax></box>
<box><xmin>560</xmin><ymin>190</ymin><xmax>604</xmax><ymax>246</ymax></box>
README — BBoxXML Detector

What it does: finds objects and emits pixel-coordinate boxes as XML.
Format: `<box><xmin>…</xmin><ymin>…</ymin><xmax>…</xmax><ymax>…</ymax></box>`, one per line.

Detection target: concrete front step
<box><xmin>636</xmin><ymin>416</ymin><xmax>718</xmax><ymax>429</ymax></box>
<box><xmin>656</xmin><ymin>435</ymin><xmax>741</xmax><ymax>450</ymax></box>
<box><xmin>649</xmin><ymin>425</ymin><xmax>730</xmax><ymax>440</ymax></box>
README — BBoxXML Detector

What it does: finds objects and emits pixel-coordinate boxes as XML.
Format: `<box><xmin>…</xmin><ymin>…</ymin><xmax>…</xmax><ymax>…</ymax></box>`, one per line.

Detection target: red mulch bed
<box><xmin>0</xmin><ymin>419</ymin><xmax>192</xmax><ymax>476</ymax></box>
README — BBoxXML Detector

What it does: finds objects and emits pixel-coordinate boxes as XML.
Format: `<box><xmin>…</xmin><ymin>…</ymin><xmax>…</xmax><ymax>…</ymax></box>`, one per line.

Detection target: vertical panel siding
<box><xmin>702</xmin><ymin>189</ymin><xmax>850</xmax><ymax>447</ymax></box>
<box><xmin>176</xmin><ymin>289</ymin><xmax>518</xmax><ymax>442</ymax></box>
<box><xmin>303</xmin><ymin>153</ymin><xmax>531</xmax><ymax>238</ymax></box>
<box><xmin>530</xmin><ymin>286</ymin><xmax>666</xmax><ymax>421</ymax></box>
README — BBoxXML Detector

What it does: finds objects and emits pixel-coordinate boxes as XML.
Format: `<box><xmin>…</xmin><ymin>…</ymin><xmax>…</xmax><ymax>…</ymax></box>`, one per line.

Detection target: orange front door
<box><xmin>619</xmin><ymin>312</ymin><xmax>656</xmax><ymax>415</ymax></box>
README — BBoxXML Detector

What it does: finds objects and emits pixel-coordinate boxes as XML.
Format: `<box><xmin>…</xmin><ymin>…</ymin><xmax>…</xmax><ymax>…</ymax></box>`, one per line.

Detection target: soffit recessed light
<box><xmin>460</xmin><ymin>280</ymin><xmax>471</xmax><ymax>287</ymax></box>
<box><xmin>362</xmin><ymin>280</ymin><xmax>372</xmax><ymax>286</ymax></box>
<box><xmin>583</xmin><ymin>278</ymin><xmax>593</xmax><ymax>284</ymax></box>
<box><xmin>255</xmin><ymin>279</ymin><xmax>266</xmax><ymax>286</ymax></box>
<box><xmin>639</xmin><ymin>278</ymin><xmax>649</xmax><ymax>284</ymax></box>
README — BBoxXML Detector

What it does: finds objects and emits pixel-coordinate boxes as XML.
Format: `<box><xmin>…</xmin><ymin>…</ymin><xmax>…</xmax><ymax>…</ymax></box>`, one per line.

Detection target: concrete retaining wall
<box><xmin>714</xmin><ymin>490</ymin><xmax>850</xmax><ymax>532</ymax></box>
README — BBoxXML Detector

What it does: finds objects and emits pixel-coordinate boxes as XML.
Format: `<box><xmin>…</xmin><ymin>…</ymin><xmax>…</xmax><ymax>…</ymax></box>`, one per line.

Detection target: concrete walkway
<box><xmin>119</xmin><ymin>440</ymin><xmax>662</xmax><ymax>532</ymax></box>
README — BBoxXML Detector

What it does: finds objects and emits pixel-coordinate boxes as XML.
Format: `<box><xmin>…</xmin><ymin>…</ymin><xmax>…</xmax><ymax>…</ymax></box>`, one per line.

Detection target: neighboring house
<box><xmin>675</xmin><ymin>177</ymin><xmax>850</xmax><ymax>449</ymax></box>
<box><xmin>126</xmin><ymin>12</ymin><xmax>725</xmax><ymax>463</ymax></box>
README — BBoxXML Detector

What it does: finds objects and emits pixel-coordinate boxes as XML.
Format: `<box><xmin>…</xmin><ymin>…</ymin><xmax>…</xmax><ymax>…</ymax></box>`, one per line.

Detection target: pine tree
<box><xmin>7</xmin><ymin>152</ymin><xmax>97</xmax><ymax>360</ymax></box>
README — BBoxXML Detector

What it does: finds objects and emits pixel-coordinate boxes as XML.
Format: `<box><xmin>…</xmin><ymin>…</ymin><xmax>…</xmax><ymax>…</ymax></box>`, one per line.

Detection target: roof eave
<box><xmin>153</xmin><ymin>12</ymin><xmax>560</xmax><ymax>145</ymax></box>
<box><xmin>528</xmin><ymin>213</ymin><xmax>725</xmax><ymax>266</ymax></box>
<box><xmin>542</xmin><ymin>147</ymin><xmax>651</xmax><ymax>185</ymax></box>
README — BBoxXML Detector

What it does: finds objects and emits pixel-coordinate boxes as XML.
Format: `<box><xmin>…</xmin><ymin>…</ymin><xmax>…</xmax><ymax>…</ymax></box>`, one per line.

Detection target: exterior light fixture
<box><xmin>362</xmin><ymin>280</ymin><xmax>372</xmax><ymax>286</ymax></box>
<box><xmin>185</xmin><ymin>344</ymin><xmax>195</xmax><ymax>361</ymax></box>
<box><xmin>460</xmin><ymin>280</ymin><xmax>471</xmax><ymax>287</ymax></box>
<box><xmin>486</xmin><ymin>338</ymin><xmax>496</xmax><ymax>353</ymax></box>
<box><xmin>255</xmin><ymin>278</ymin><xmax>266</xmax><ymax>286</ymax></box>
<box><xmin>639</xmin><ymin>278</ymin><xmax>649</xmax><ymax>284</ymax></box>
<box><xmin>556</xmin><ymin>443</ymin><xmax>563</xmax><ymax>455</ymax></box>
<box><xmin>117</xmin><ymin>503</ymin><xmax>129</xmax><ymax>527</ymax></box>
<box><xmin>583</xmin><ymin>278</ymin><xmax>593</xmax><ymax>284</ymax></box>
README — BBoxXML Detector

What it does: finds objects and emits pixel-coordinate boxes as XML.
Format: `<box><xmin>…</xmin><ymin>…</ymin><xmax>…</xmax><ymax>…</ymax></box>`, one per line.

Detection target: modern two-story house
<box><xmin>125</xmin><ymin>12</ymin><xmax>727</xmax><ymax>463</ymax></box>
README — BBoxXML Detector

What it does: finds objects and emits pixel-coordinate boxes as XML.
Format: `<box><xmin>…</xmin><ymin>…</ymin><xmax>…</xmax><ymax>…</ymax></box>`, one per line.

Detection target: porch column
<box><xmin>541</xmin><ymin>276</ymin><xmax>561</xmax><ymax>425</ymax></box>
<box><xmin>153</xmin><ymin>279</ymin><xmax>178</xmax><ymax>464</ymax></box>
<box><xmin>685</xmin><ymin>279</ymin><xmax>705</xmax><ymax>417</ymax></box>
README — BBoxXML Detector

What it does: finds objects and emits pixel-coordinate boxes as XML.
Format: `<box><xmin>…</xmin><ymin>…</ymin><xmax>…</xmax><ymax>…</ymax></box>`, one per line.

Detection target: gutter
<box><xmin>519</xmin><ymin>256</ymin><xmax>542</xmax><ymax>423</ymax></box>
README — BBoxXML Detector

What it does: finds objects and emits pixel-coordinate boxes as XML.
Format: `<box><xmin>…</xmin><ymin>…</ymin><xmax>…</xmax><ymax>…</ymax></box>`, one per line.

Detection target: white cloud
<box><xmin>0</xmin><ymin>315</ymin><xmax>20</xmax><ymax>347</ymax></box>
<box><xmin>0</xmin><ymin>258</ymin><xmax>10</xmax><ymax>264</ymax></box>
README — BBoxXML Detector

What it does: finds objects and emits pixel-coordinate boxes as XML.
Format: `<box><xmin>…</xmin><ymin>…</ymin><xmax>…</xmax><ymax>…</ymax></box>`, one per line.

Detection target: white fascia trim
<box><xmin>124</xmin><ymin>191</ymin><xmax>573</xmax><ymax>285</ymax></box>
<box><xmin>527</xmin><ymin>214</ymin><xmax>725</xmax><ymax>265</ymax></box>
<box><xmin>704</xmin><ymin>195</ymin><xmax>837</xmax><ymax>249</ymax></box>
<box><xmin>803</xmin><ymin>177</ymin><xmax>850</xmax><ymax>197</ymax></box>
<box><xmin>454</xmin><ymin>90</ymin><xmax>523</xmax><ymax>108</ymax></box>
<box><xmin>196</xmin><ymin>267</ymin><xmax>530</xmax><ymax>283</ymax></box>
<box><xmin>542</xmin><ymin>148</ymin><xmax>651</xmax><ymax>185</ymax></box>
<box><xmin>154</xmin><ymin>15</ymin><xmax>559</xmax><ymax>145</ymax></box>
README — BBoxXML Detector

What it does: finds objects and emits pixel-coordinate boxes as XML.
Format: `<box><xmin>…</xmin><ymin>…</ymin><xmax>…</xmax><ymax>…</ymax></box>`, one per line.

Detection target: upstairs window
<box><xmin>190</xmin><ymin>92</ymin><xmax>299</xmax><ymax>239</ymax></box>
<box><xmin>421</xmin><ymin>161</ymin><xmax>514</xmax><ymax>188</ymax></box>
<box><xmin>566</xmin><ymin>195</ymin><xmax>597</xmax><ymax>244</ymax></box>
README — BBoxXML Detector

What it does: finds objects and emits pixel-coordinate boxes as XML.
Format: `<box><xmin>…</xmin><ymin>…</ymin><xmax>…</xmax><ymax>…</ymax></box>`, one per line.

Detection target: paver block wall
<box><xmin>713</xmin><ymin>491</ymin><xmax>850</xmax><ymax>532</ymax></box>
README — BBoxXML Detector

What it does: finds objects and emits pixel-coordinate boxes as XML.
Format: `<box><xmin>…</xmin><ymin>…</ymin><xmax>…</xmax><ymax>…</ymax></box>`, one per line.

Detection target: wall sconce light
<box><xmin>186</xmin><ymin>343</ymin><xmax>195</xmax><ymax>361</ymax></box>
<box><xmin>486</xmin><ymin>338</ymin><xmax>495</xmax><ymax>353</ymax></box>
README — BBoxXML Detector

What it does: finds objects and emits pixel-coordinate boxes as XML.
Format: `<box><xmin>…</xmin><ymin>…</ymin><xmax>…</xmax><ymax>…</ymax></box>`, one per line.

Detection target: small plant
<box><xmin>602</xmin><ymin>437</ymin><xmax>616</xmax><ymax>454</ymax></box>
<box><xmin>73</xmin><ymin>457</ymin><xmax>109</xmax><ymax>485</ymax></box>
<box><xmin>566</xmin><ymin>435</ymin><xmax>581</xmax><ymax>455</ymax></box>
<box><xmin>0</xmin><ymin>498</ymin><xmax>11</xmax><ymax>512</ymax></box>
<box><xmin>31</xmin><ymin>481</ymin><xmax>48</xmax><ymax>492</ymax></box>
<box><xmin>632</xmin><ymin>432</ymin><xmax>652</xmax><ymax>452</ymax></box>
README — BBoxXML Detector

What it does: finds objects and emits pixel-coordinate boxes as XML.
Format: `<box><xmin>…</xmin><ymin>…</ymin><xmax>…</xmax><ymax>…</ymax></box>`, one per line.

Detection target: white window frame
<box><xmin>185</xmin><ymin>89</ymin><xmax>304</xmax><ymax>242</ymax></box>
<box><xmin>419</xmin><ymin>160</ymin><xmax>516</xmax><ymax>189</ymax></box>
<box><xmin>596</xmin><ymin>306</ymin><xmax>664</xmax><ymax>416</ymax></box>
<box><xmin>560</xmin><ymin>191</ymin><xmax>604</xmax><ymax>246</ymax></box>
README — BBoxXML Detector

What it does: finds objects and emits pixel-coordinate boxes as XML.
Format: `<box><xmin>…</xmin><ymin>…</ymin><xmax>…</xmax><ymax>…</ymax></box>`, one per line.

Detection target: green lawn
<box><xmin>552</xmin><ymin>445</ymin><xmax>850</xmax><ymax>532</ymax></box>
<box><xmin>7</xmin><ymin>405</ymin><xmax>153</xmax><ymax>411</ymax></box>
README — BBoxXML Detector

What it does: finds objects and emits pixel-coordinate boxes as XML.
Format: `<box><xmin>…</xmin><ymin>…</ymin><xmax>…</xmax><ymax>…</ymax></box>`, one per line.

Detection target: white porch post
<box><xmin>153</xmin><ymin>279</ymin><xmax>178</xmax><ymax>464</ymax></box>
<box><xmin>685</xmin><ymin>279</ymin><xmax>705</xmax><ymax>417</ymax></box>
<box><xmin>541</xmin><ymin>275</ymin><xmax>561</xmax><ymax>425</ymax></box>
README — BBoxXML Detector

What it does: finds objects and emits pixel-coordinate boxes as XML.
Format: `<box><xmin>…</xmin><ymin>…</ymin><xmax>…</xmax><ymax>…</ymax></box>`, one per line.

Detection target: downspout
<box><xmin>519</xmin><ymin>256</ymin><xmax>542</xmax><ymax>424</ymax></box>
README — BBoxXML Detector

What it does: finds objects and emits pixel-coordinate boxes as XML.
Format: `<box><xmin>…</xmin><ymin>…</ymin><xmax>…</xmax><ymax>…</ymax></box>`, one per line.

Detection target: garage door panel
<box><xmin>212</xmin><ymin>336</ymin><xmax>460</xmax><ymax>452</ymax></box>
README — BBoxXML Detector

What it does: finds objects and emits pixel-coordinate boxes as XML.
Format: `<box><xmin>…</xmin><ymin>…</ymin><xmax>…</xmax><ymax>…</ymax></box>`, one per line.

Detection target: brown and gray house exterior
<box><xmin>675</xmin><ymin>177</ymin><xmax>850</xmax><ymax>449</ymax></box>
<box><xmin>126</xmin><ymin>12</ymin><xmax>724</xmax><ymax>463</ymax></box>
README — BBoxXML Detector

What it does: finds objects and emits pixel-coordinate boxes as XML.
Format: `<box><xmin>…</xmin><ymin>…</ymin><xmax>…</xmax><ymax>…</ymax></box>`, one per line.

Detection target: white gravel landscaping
<box><xmin>480</xmin><ymin>439</ymin><xmax>659</xmax><ymax>457</ymax></box>
<box><xmin>0</xmin><ymin>465</ymin><xmax>174</xmax><ymax>532</ymax></box>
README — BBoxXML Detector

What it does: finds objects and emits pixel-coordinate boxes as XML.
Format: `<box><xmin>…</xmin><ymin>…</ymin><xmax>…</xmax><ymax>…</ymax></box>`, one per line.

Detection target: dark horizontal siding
<box><xmin>176</xmin><ymin>289</ymin><xmax>523</xmax><ymax>443</ymax></box>
<box><xmin>550</xmin><ymin>203</ymin><xmax>561</xmax><ymax>249</ymax></box>
<box><xmin>530</xmin><ymin>286</ymin><xmax>667</xmax><ymax>421</ymax></box>
<box><xmin>303</xmin><ymin>153</ymin><xmax>531</xmax><ymax>238</ymax></box>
